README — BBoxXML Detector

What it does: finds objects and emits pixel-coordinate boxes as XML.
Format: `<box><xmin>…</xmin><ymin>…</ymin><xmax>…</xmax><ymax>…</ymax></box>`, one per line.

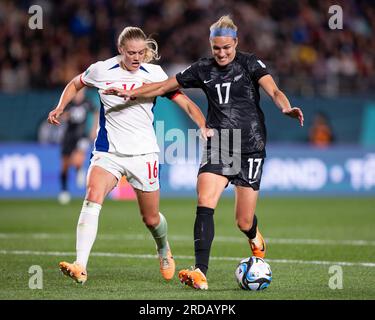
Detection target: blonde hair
<box><xmin>117</xmin><ymin>27</ymin><xmax>160</xmax><ymax>62</ymax></box>
<box><xmin>210</xmin><ymin>15</ymin><xmax>238</xmax><ymax>34</ymax></box>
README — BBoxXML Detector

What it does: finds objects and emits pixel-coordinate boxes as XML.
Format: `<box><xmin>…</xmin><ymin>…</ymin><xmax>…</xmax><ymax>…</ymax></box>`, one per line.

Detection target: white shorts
<box><xmin>89</xmin><ymin>151</ymin><xmax>160</xmax><ymax>192</ymax></box>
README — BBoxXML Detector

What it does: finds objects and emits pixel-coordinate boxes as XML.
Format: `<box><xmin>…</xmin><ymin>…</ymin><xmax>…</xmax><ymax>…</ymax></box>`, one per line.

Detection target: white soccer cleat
<box><xmin>58</xmin><ymin>191</ymin><xmax>71</xmax><ymax>205</ymax></box>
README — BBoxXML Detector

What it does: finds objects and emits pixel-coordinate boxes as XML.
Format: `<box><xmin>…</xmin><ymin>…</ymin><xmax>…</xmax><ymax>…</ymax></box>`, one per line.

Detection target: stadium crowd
<box><xmin>0</xmin><ymin>0</ymin><xmax>374</xmax><ymax>96</ymax></box>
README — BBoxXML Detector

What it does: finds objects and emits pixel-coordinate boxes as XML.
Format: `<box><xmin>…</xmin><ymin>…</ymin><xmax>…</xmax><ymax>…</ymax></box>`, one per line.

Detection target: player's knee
<box><xmin>85</xmin><ymin>185</ymin><xmax>104</xmax><ymax>204</ymax></box>
<box><xmin>197</xmin><ymin>193</ymin><xmax>217</xmax><ymax>208</ymax></box>
<box><xmin>142</xmin><ymin>213</ymin><xmax>159</xmax><ymax>228</ymax></box>
<box><xmin>236</xmin><ymin>217</ymin><xmax>253</xmax><ymax>232</ymax></box>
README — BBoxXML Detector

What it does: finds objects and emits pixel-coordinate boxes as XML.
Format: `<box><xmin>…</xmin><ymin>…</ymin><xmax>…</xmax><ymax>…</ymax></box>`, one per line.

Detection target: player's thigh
<box><xmin>124</xmin><ymin>153</ymin><xmax>160</xmax><ymax>192</ymax></box>
<box><xmin>197</xmin><ymin>172</ymin><xmax>229</xmax><ymax>208</ymax></box>
<box><xmin>234</xmin><ymin>186</ymin><xmax>259</xmax><ymax>230</ymax></box>
<box><xmin>85</xmin><ymin>165</ymin><xmax>118</xmax><ymax>204</ymax></box>
<box><xmin>134</xmin><ymin>189</ymin><xmax>160</xmax><ymax>227</ymax></box>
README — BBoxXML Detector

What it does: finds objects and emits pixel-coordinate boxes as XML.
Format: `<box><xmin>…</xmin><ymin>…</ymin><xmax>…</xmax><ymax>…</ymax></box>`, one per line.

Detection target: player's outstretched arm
<box><xmin>259</xmin><ymin>75</ymin><xmax>304</xmax><ymax>127</ymax></box>
<box><xmin>171</xmin><ymin>93</ymin><xmax>214</xmax><ymax>141</ymax></box>
<box><xmin>103</xmin><ymin>76</ymin><xmax>180</xmax><ymax>99</ymax></box>
<box><xmin>47</xmin><ymin>75</ymin><xmax>85</xmax><ymax>125</ymax></box>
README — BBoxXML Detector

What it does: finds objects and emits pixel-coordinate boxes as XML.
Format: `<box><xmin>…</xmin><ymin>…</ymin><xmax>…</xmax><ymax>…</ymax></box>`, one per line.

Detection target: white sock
<box><xmin>75</xmin><ymin>200</ymin><xmax>102</xmax><ymax>269</ymax></box>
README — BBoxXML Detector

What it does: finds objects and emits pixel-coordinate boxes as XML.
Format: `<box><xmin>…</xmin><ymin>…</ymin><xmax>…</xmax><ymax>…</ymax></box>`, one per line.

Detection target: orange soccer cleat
<box><xmin>249</xmin><ymin>227</ymin><xmax>266</xmax><ymax>258</ymax></box>
<box><xmin>59</xmin><ymin>261</ymin><xmax>87</xmax><ymax>284</ymax></box>
<box><xmin>178</xmin><ymin>267</ymin><xmax>208</xmax><ymax>290</ymax></box>
<box><xmin>158</xmin><ymin>246</ymin><xmax>175</xmax><ymax>281</ymax></box>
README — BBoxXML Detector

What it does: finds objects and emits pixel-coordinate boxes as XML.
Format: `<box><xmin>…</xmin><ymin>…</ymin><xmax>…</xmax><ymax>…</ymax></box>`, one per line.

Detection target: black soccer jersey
<box><xmin>65</xmin><ymin>98</ymin><xmax>96</xmax><ymax>137</ymax></box>
<box><xmin>176</xmin><ymin>51</ymin><xmax>269</xmax><ymax>156</ymax></box>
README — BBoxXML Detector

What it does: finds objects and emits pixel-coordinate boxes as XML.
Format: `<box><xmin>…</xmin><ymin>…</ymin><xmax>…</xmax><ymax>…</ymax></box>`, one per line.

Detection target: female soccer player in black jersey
<box><xmin>104</xmin><ymin>15</ymin><xmax>304</xmax><ymax>290</ymax></box>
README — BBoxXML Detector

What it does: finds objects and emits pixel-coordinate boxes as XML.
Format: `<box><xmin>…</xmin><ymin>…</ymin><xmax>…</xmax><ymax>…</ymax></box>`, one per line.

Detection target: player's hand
<box><xmin>200</xmin><ymin>127</ymin><xmax>215</xmax><ymax>141</ymax></box>
<box><xmin>103</xmin><ymin>87</ymin><xmax>124</xmax><ymax>96</ymax></box>
<box><xmin>47</xmin><ymin>107</ymin><xmax>63</xmax><ymax>125</ymax></box>
<box><xmin>103</xmin><ymin>87</ymin><xmax>132</xmax><ymax>99</ymax></box>
<box><xmin>283</xmin><ymin>107</ymin><xmax>304</xmax><ymax>127</ymax></box>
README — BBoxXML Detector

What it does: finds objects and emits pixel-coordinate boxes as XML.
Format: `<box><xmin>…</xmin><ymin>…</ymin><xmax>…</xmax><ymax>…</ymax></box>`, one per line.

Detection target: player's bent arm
<box><xmin>258</xmin><ymin>75</ymin><xmax>292</xmax><ymax>113</ymax></box>
<box><xmin>56</xmin><ymin>75</ymin><xmax>85</xmax><ymax>111</ymax></box>
<box><xmin>48</xmin><ymin>74</ymin><xmax>85</xmax><ymax>125</ymax></box>
<box><xmin>259</xmin><ymin>75</ymin><xmax>304</xmax><ymax>127</ymax></box>
<box><xmin>172</xmin><ymin>93</ymin><xmax>214</xmax><ymax>140</ymax></box>
<box><xmin>172</xmin><ymin>93</ymin><xmax>206</xmax><ymax>130</ymax></box>
<box><xmin>104</xmin><ymin>77</ymin><xmax>181</xmax><ymax>99</ymax></box>
<box><xmin>132</xmin><ymin>76</ymin><xmax>180</xmax><ymax>98</ymax></box>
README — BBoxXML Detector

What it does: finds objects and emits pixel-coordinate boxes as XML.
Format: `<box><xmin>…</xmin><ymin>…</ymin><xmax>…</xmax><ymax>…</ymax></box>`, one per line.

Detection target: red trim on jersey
<box><xmin>169</xmin><ymin>90</ymin><xmax>183</xmax><ymax>100</ymax></box>
<box><xmin>80</xmin><ymin>73</ymin><xmax>87</xmax><ymax>86</ymax></box>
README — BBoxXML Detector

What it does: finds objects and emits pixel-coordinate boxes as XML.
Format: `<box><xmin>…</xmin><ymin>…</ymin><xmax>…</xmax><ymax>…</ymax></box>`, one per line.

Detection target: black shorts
<box><xmin>61</xmin><ymin>133</ymin><xmax>89</xmax><ymax>156</ymax></box>
<box><xmin>198</xmin><ymin>148</ymin><xmax>265</xmax><ymax>191</ymax></box>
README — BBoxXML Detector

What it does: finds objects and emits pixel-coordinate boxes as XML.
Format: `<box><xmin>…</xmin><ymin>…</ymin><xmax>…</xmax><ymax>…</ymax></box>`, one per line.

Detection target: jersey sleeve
<box><xmin>80</xmin><ymin>62</ymin><xmax>102</xmax><ymax>87</ymax></box>
<box><xmin>246</xmin><ymin>55</ymin><xmax>269</xmax><ymax>82</ymax></box>
<box><xmin>175</xmin><ymin>62</ymin><xmax>201</xmax><ymax>88</ymax></box>
<box><xmin>149</xmin><ymin>65</ymin><xmax>169</xmax><ymax>82</ymax></box>
<box><xmin>151</xmin><ymin>65</ymin><xmax>182</xmax><ymax>100</ymax></box>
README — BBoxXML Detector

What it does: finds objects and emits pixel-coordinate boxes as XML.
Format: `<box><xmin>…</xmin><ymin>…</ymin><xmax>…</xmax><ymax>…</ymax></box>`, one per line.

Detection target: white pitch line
<box><xmin>0</xmin><ymin>249</ymin><xmax>375</xmax><ymax>268</ymax></box>
<box><xmin>0</xmin><ymin>233</ymin><xmax>375</xmax><ymax>247</ymax></box>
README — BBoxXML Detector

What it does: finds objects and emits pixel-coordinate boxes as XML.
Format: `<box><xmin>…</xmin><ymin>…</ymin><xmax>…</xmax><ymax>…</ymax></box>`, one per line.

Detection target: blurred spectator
<box><xmin>0</xmin><ymin>0</ymin><xmax>374</xmax><ymax>96</ymax></box>
<box><xmin>38</xmin><ymin>120</ymin><xmax>65</xmax><ymax>145</ymax></box>
<box><xmin>309</xmin><ymin>111</ymin><xmax>334</xmax><ymax>147</ymax></box>
<box><xmin>55</xmin><ymin>87</ymin><xmax>98</xmax><ymax>204</ymax></box>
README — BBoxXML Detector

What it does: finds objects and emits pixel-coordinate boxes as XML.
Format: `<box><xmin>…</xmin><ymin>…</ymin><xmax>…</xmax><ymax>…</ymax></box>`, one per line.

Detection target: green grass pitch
<box><xmin>0</xmin><ymin>197</ymin><xmax>374</xmax><ymax>300</ymax></box>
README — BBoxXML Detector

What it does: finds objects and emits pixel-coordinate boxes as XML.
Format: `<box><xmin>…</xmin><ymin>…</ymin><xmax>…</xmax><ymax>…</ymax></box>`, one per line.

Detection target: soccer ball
<box><xmin>235</xmin><ymin>256</ymin><xmax>272</xmax><ymax>291</ymax></box>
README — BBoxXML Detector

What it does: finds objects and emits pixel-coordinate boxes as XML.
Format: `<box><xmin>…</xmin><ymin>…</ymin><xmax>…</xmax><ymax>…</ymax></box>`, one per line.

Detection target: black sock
<box><xmin>242</xmin><ymin>214</ymin><xmax>258</xmax><ymax>240</ymax></box>
<box><xmin>60</xmin><ymin>171</ymin><xmax>67</xmax><ymax>191</ymax></box>
<box><xmin>194</xmin><ymin>206</ymin><xmax>214</xmax><ymax>276</ymax></box>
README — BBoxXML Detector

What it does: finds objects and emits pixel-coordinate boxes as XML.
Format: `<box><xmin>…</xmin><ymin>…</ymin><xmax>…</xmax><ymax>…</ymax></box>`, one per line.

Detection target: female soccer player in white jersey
<box><xmin>104</xmin><ymin>16</ymin><xmax>304</xmax><ymax>290</ymax></box>
<box><xmin>47</xmin><ymin>27</ymin><xmax>211</xmax><ymax>284</ymax></box>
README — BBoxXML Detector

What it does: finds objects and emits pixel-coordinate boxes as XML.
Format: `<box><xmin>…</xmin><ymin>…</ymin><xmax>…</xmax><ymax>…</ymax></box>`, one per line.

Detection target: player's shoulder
<box><xmin>236</xmin><ymin>51</ymin><xmax>267</xmax><ymax>70</ymax></box>
<box><xmin>140</xmin><ymin>63</ymin><xmax>165</xmax><ymax>74</ymax></box>
<box><xmin>236</xmin><ymin>51</ymin><xmax>258</xmax><ymax>64</ymax></box>
<box><xmin>196</xmin><ymin>57</ymin><xmax>215</xmax><ymax>68</ymax></box>
<box><xmin>139</xmin><ymin>63</ymin><xmax>169</xmax><ymax>81</ymax></box>
<box><xmin>180</xmin><ymin>57</ymin><xmax>215</xmax><ymax>75</ymax></box>
<box><xmin>87</xmin><ymin>56</ymin><xmax>120</xmax><ymax>73</ymax></box>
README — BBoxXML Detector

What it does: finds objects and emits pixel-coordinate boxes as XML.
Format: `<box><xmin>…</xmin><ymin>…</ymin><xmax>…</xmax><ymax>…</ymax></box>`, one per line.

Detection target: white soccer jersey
<box><xmin>80</xmin><ymin>55</ymin><xmax>169</xmax><ymax>155</ymax></box>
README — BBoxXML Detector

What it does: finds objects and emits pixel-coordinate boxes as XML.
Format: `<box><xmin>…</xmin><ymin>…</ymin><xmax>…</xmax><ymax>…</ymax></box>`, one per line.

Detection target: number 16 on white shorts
<box><xmin>90</xmin><ymin>151</ymin><xmax>160</xmax><ymax>192</ymax></box>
